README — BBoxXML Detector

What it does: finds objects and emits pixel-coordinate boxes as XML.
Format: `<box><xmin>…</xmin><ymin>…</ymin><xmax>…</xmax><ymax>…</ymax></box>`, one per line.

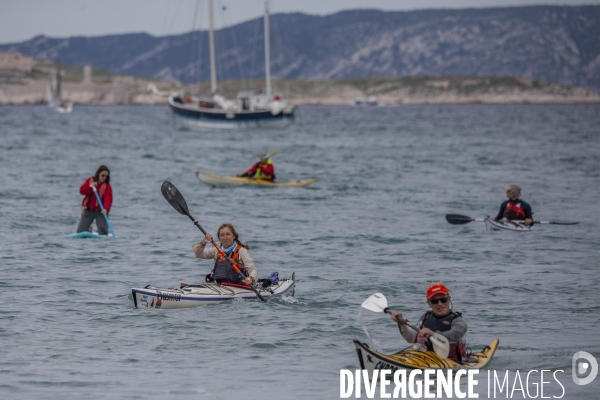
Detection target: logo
<box><xmin>572</xmin><ymin>351</ymin><xmax>598</xmax><ymax>385</ymax></box>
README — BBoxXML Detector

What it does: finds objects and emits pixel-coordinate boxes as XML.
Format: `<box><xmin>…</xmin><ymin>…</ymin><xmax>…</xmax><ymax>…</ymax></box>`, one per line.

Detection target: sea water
<box><xmin>0</xmin><ymin>104</ymin><xmax>599</xmax><ymax>399</ymax></box>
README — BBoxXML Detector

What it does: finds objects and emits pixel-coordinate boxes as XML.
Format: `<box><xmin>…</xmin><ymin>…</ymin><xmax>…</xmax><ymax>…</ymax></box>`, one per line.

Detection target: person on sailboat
<box><xmin>76</xmin><ymin>165</ymin><xmax>113</xmax><ymax>235</ymax></box>
<box><xmin>192</xmin><ymin>223</ymin><xmax>258</xmax><ymax>285</ymax></box>
<box><xmin>490</xmin><ymin>183</ymin><xmax>534</xmax><ymax>225</ymax></box>
<box><xmin>237</xmin><ymin>155</ymin><xmax>275</xmax><ymax>182</ymax></box>
<box><xmin>389</xmin><ymin>283</ymin><xmax>468</xmax><ymax>362</ymax></box>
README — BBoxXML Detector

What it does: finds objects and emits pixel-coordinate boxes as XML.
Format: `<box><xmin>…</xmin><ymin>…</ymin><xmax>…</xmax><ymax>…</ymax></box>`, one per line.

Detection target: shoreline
<box><xmin>1</xmin><ymin>76</ymin><xmax>599</xmax><ymax>106</ymax></box>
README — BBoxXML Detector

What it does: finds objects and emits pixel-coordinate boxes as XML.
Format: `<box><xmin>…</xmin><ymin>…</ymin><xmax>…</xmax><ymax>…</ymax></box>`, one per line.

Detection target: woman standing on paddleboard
<box><xmin>76</xmin><ymin>165</ymin><xmax>113</xmax><ymax>235</ymax></box>
<box><xmin>192</xmin><ymin>223</ymin><xmax>258</xmax><ymax>285</ymax></box>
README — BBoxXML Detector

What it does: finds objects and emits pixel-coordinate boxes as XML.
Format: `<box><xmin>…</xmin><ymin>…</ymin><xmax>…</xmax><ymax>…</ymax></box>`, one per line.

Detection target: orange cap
<box><xmin>426</xmin><ymin>283</ymin><xmax>449</xmax><ymax>299</ymax></box>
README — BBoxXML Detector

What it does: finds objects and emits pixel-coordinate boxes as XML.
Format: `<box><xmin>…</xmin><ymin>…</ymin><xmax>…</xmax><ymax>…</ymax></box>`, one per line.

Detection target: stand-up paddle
<box><xmin>361</xmin><ymin>293</ymin><xmax>450</xmax><ymax>359</ymax></box>
<box><xmin>161</xmin><ymin>181</ymin><xmax>267</xmax><ymax>303</ymax></box>
<box><xmin>91</xmin><ymin>185</ymin><xmax>116</xmax><ymax>237</ymax></box>
<box><xmin>445</xmin><ymin>213</ymin><xmax>579</xmax><ymax>225</ymax></box>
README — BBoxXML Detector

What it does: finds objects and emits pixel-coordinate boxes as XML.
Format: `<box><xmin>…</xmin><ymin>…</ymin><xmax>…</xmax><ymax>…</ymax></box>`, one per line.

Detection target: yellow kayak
<box><xmin>196</xmin><ymin>170</ymin><xmax>317</xmax><ymax>187</ymax></box>
<box><xmin>354</xmin><ymin>339</ymin><xmax>499</xmax><ymax>375</ymax></box>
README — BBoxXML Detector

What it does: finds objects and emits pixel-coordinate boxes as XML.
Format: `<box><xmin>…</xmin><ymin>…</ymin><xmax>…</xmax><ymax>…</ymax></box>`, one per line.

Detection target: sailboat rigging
<box><xmin>168</xmin><ymin>0</ymin><xmax>294</xmax><ymax>129</ymax></box>
<box><xmin>47</xmin><ymin>52</ymin><xmax>73</xmax><ymax>113</ymax></box>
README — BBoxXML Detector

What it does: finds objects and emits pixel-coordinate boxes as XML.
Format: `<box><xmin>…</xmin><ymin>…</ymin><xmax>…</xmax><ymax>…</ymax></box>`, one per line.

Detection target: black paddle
<box><xmin>161</xmin><ymin>181</ymin><xmax>267</xmax><ymax>302</ymax></box>
<box><xmin>445</xmin><ymin>213</ymin><xmax>579</xmax><ymax>226</ymax></box>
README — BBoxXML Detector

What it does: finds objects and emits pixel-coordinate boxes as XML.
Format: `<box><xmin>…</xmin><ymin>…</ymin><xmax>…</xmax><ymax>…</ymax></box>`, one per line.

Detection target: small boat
<box><xmin>353</xmin><ymin>339</ymin><xmax>499</xmax><ymax>376</ymax></box>
<box><xmin>132</xmin><ymin>273</ymin><xmax>295</xmax><ymax>309</ymax></box>
<box><xmin>168</xmin><ymin>0</ymin><xmax>294</xmax><ymax>130</ymax></box>
<box><xmin>47</xmin><ymin>51</ymin><xmax>73</xmax><ymax>113</ymax></box>
<box><xmin>196</xmin><ymin>170</ymin><xmax>316</xmax><ymax>188</ymax></box>
<box><xmin>355</xmin><ymin>96</ymin><xmax>378</xmax><ymax>106</ymax></box>
<box><xmin>484</xmin><ymin>217</ymin><xmax>532</xmax><ymax>232</ymax></box>
<box><xmin>67</xmin><ymin>231</ymin><xmax>113</xmax><ymax>239</ymax></box>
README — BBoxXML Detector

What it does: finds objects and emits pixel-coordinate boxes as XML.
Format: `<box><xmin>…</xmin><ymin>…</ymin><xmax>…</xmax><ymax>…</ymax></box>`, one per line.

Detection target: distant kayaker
<box><xmin>192</xmin><ymin>223</ymin><xmax>258</xmax><ymax>285</ymax></box>
<box><xmin>76</xmin><ymin>165</ymin><xmax>113</xmax><ymax>235</ymax></box>
<box><xmin>237</xmin><ymin>155</ymin><xmax>275</xmax><ymax>182</ymax></box>
<box><xmin>491</xmin><ymin>183</ymin><xmax>533</xmax><ymax>225</ymax></box>
<box><xmin>390</xmin><ymin>283</ymin><xmax>468</xmax><ymax>362</ymax></box>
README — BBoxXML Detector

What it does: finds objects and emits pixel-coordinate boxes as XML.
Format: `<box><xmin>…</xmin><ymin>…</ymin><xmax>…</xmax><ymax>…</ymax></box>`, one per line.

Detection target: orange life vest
<box><xmin>213</xmin><ymin>244</ymin><xmax>245</xmax><ymax>283</ymax></box>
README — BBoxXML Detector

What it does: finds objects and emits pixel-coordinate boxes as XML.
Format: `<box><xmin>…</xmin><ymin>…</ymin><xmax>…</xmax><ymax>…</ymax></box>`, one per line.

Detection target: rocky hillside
<box><xmin>1</xmin><ymin>54</ymin><xmax>598</xmax><ymax>105</ymax></box>
<box><xmin>0</xmin><ymin>5</ymin><xmax>598</xmax><ymax>92</ymax></box>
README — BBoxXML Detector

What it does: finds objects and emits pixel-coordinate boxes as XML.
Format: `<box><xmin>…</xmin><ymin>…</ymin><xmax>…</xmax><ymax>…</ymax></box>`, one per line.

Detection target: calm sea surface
<box><xmin>1</xmin><ymin>104</ymin><xmax>599</xmax><ymax>399</ymax></box>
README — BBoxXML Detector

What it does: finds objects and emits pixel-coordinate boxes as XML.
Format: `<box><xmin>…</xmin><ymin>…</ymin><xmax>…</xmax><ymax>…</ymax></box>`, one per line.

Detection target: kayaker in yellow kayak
<box><xmin>390</xmin><ymin>283</ymin><xmax>468</xmax><ymax>361</ymax></box>
<box><xmin>192</xmin><ymin>223</ymin><xmax>258</xmax><ymax>285</ymax></box>
<box><xmin>491</xmin><ymin>183</ymin><xmax>534</xmax><ymax>225</ymax></box>
<box><xmin>237</xmin><ymin>154</ymin><xmax>275</xmax><ymax>182</ymax></box>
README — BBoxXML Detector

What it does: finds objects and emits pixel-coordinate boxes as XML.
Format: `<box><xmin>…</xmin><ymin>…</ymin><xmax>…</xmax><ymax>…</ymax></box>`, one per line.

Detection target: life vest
<box><xmin>419</xmin><ymin>311</ymin><xmax>467</xmax><ymax>362</ymax></box>
<box><xmin>212</xmin><ymin>245</ymin><xmax>246</xmax><ymax>284</ymax></box>
<box><xmin>254</xmin><ymin>159</ymin><xmax>275</xmax><ymax>181</ymax></box>
<box><xmin>502</xmin><ymin>201</ymin><xmax>526</xmax><ymax>220</ymax></box>
<box><xmin>82</xmin><ymin>181</ymin><xmax>107</xmax><ymax>211</ymax></box>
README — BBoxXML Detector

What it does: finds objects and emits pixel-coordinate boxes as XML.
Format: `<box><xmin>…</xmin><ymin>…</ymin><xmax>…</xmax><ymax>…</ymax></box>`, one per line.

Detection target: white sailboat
<box><xmin>168</xmin><ymin>0</ymin><xmax>294</xmax><ymax>129</ymax></box>
<box><xmin>47</xmin><ymin>54</ymin><xmax>73</xmax><ymax>113</ymax></box>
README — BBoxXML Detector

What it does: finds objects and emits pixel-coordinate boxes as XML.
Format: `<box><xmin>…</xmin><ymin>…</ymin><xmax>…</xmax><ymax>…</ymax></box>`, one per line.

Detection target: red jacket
<box><xmin>80</xmin><ymin>177</ymin><xmax>113</xmax><ymax>213</ymax></box>
<box><xmin>241</xmin><ymin>160</ymin><xmax>275</xmax><ymax>181</ymax></box>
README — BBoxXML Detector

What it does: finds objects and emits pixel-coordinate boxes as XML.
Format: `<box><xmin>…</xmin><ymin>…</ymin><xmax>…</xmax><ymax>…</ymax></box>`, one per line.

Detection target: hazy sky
<box><xmin>1</xmin><ymin>0</ymin><xmax>598</xmax><ymax>44</ymax></box>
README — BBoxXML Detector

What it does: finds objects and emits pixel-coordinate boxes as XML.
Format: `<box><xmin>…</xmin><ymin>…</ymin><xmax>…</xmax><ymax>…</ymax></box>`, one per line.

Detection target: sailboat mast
<box><xmin>208</xmin><ymin>0</ymin><xmax>217</xmax><ymax>94</ymax></box>
<box><xmin>56</xmin><ymin>54</ymin><xmax>62</xmax><ymax>101</ymax></box>
<box><xmin>264</xmin><ymin>0</ymin><xmax>271</xmax><ymax>99</ymax></box>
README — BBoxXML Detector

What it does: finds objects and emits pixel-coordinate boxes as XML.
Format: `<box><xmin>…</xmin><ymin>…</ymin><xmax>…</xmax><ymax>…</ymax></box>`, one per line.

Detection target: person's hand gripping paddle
<box><xmin>161</xmin><ymin>181</ymin><xmax>266</xmax><ymax>302</ymax></box>
<box><xmin>91</xmin><ymin>184</ymin><xmax>116</xmax><ymax>237</ymax></box>
<box><xmin>361</xmin><ymin>293</ymin><xmax>450</xmax><ymax>359</ymax></box>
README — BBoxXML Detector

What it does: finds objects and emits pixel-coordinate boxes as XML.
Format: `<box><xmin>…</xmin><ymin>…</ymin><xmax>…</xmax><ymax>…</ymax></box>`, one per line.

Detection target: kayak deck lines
<box><xmin>484</xmin><ymin>217</ymin><xmax>532</xmax><ymax>232</ymax></box>
<box><xmin>354</xmin><ymin>338</ymin><xmax>499</xmax><ymax>377</ymax></box>
<box><xmin>196</xmin><ymin>170</ymin><xmax>316</xmax><ymax>187</ymax></box>
<box><xmin>132</xmin><ymin>273</ymin><xmax>295</xmax><ymax>309</ymax></box>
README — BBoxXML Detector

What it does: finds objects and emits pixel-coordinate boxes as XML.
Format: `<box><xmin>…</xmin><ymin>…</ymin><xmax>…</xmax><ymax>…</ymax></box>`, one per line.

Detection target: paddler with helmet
<box><xmin>491</xmin><ymin>183</ymin><xmax>534</xmax><ymax>226</ymax></box>
<box><xmin>192</xmin><ymin>223</ymin><xmax>257</xmax><ymax>285</ymax></box>
<box><xmin>390</xmin><ymin>283</ymin><xmax>468</xmax><ymax>362</ymax></box>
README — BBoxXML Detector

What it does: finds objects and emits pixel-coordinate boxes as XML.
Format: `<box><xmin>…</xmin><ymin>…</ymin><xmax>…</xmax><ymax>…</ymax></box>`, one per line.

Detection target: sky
<box><xmin>1</xmin><ymin>0</ymin><xmax>599</xmax><ymax>44</ymax></box>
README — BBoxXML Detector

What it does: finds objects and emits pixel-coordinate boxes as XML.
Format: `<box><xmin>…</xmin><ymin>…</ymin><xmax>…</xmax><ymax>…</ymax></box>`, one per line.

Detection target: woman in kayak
<box><xmin>390</xmin><ymin>283</ymin><xmax>468</xmax><ymax>362</ymax></box>
<box><xmin>192</xmin><ymin>223</ymin><xmax>258</xmax><ymax>285</ymax></box>
<box><xmin>76</xmin><ymin>165</ymin><xmax>113</xmax><ymax>235</ymax></box>
<box><xmin>491</xmin><ymin>183</ymin><xmax>533</xmax><ymax>225</ymax></box>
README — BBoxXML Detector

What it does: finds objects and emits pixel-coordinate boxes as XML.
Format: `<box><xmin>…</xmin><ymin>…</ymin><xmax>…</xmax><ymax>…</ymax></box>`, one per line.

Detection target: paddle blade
<box><xmin>259</xmin><ymin>146</ymin><xmax>281</xmax><ymax>161</ymax></box>
<box><xmin>361</xmin><ymin>293</ymin><xmax>388</xmax><ymax>313</ymax></box>
<box><xmin>430</xmin><ymin>333</ymin><xmax>450</xmax><ymax>359</ymax></box>
<box><xmin>161</xmin><ymin>181</ymin><xmax>190</xmax><ymax>216</ymax></box>
<box><xmin>445</xmin><ymin>214</ymin><xmax>474</xmax><ymax>225</ymax></box>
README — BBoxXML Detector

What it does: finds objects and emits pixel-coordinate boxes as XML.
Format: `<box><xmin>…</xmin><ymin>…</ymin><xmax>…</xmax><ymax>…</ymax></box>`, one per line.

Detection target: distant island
<box><xmin>0</xmin><ymin>52</ymin><xmax>598</xmax><ymax>105</ymax></box>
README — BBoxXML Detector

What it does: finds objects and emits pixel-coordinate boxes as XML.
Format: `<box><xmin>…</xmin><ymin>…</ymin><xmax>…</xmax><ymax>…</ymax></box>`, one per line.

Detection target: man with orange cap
<box><xmin>390</xmin><ymin>283</ymin><xmax>468</xmax><ymax>362</ymax></box>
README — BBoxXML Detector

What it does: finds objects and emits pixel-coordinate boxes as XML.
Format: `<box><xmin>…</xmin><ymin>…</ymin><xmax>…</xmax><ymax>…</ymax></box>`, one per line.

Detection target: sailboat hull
<box><xmin>168</xmin><ymin>96</ymin><xmax>294</xmax><ymax>130</ymax></box>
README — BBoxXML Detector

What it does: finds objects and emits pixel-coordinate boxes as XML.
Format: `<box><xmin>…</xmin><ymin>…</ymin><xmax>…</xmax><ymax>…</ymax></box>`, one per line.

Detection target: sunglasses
<box><xmin>429</xmin><ymin>297</ymin><xmax>449</xmax><ymax>305</ymax></box>
<box><xmin>100</xmin><ymin>173</ymin><xmax>109</xmax><ymax>178</ymax></box>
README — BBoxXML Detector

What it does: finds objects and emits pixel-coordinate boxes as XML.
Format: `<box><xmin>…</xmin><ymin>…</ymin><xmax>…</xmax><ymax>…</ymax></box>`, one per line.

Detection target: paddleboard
<box><xmin>67</xmin><ymin>232</ymin><xmax>113</xmax><ymax>239</ymax></box>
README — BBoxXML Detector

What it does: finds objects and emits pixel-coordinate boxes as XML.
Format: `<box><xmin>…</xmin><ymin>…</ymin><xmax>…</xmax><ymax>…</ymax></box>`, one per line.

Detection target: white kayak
<box><xmin>132</xmin><ymin>273</ymin><xmax>296</xmax><ymax>309</ymax></box>
<box><xmin>196</xmin><ymin>170</ymin><xmax>316</xmax><ymax>188</ymax></box>
<box><xmin>484</xmin><ymin>217</ymin><xmax>532</xmax><ymax>232</ymax></box>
